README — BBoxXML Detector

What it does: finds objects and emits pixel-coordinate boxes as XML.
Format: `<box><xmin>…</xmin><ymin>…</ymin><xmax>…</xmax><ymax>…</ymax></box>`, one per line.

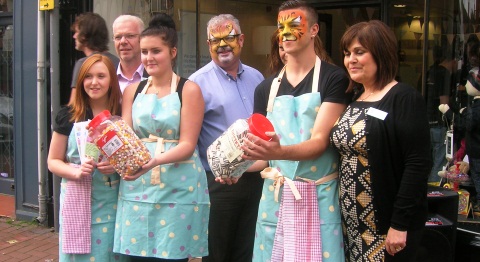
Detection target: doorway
<box><xmin>0</xmin><ymin>1</ymin><xmax>14</xmax><ymax>198</ymax></box>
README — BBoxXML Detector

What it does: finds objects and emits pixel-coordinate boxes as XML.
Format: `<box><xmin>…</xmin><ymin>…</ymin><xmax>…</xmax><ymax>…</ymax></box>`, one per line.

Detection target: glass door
<box><xmin>315</xmin><ymin>5</ymin><xmax>381</xmax><ymax>67</ymax></box>
<box><xmin>0</xmin><ymin>0</ymin><xmax>14</xmax><ymax>195</ymax></box>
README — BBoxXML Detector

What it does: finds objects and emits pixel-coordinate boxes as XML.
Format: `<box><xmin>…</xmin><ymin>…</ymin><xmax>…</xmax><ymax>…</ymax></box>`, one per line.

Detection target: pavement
<box><xmin>0</xmin><ymin>216</ymin><xmax>59</xmax><ymax>262</ymax></box>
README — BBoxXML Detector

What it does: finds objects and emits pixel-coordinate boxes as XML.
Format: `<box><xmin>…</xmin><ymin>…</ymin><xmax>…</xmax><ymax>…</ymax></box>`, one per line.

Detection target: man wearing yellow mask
<box><xmin>189</xmin><ymin>14</ymin><xmax>265</xmax><ymax>262</ymax></box>
<box><xmin>242</xmin><ymin>1</ymin><xmax>351</xmax><ymax>261</ymax></box>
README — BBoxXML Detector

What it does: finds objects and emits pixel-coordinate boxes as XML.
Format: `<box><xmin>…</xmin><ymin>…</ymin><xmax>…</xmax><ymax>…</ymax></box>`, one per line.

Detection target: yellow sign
<box><xmin>39</xmin><ymin>0</ymin><xmax>54</xmax><ymax>11</ymax></box>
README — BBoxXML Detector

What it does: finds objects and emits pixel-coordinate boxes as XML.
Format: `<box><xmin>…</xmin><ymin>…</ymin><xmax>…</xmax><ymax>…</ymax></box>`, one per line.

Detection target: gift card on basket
<box><xmin>74</xmin><ymin>121</ymin><xmax>102</xmax><ymax>164</ymax></box>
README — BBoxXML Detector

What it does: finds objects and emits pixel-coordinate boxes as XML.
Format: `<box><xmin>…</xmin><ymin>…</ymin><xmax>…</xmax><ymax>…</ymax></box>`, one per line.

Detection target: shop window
<box><xmin>0</xmin><ymin>0</ymin><xmax>13</xmax><ymax>180</ymax></box>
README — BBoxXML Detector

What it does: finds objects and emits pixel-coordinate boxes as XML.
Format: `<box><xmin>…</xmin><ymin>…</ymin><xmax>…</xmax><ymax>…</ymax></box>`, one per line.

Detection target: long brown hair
<box><xmin>269</xmin><ymin>30</ymin><xmax>284</xmax><ymax>75</ymax></box>
<box><xmin>70</xmin><ymin>54</ymin><xmax>122</xmax><ymax>122</ymax></box>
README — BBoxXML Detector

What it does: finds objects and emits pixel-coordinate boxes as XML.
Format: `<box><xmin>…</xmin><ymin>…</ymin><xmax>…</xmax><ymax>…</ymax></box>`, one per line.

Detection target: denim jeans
<box><xmin>429</xmin><ymin>126</ymin><xmax>447</xmax><ymax>182</ymax></box>
<box><xmin>469</xmin><ymin>157</ymin><xmax>480</xmax><ymax>201</ymax></box>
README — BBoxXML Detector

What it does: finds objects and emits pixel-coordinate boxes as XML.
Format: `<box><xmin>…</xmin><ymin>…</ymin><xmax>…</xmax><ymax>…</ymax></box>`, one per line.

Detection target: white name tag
<box><xmin>366</xmin><ymin>107</ymin><xmax>388</xmax><ymax>120</ymax></box>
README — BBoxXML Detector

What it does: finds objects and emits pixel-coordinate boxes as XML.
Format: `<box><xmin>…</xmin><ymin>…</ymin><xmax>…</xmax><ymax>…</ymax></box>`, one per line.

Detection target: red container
<box><xmin>248</xmin><ymin>113</ymin><xmax>274</xmax><ymax>141</ymax></box>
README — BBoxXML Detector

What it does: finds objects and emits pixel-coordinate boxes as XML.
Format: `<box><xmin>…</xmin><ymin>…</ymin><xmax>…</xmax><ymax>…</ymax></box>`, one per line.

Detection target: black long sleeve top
<box><xmin>364</xmin><ymin>82</ymin><xmax>431</xmax><ymax>234</ymax></box>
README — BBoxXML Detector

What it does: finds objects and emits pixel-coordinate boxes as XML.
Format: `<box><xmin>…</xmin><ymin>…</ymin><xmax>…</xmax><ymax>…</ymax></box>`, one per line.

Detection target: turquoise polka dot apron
<box><xmin>253</xmin><ymin>57</ymin><xmax>344</xmax><ymax>262</ymax></box>
<box><xmin>59</xmin><ymin>128</ymin><xmax>128</xmax><ymax>262</ymax></box>
<box><xmin>114</xmin><ymin>74</ymin><xmax>210</xmax><ymax>259</ymax></box>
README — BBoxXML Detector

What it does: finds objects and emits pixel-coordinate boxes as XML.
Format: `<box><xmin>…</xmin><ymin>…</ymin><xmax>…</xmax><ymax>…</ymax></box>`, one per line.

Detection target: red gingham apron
<box><xmin>61</xmin><ymin>165</ymin><xmax>92</xmax><ymax>254</ymax></box>
<box><xmin>271</xmin><ymin>180</ymin><xmax>322</xmax><ymax>262</ymax></box>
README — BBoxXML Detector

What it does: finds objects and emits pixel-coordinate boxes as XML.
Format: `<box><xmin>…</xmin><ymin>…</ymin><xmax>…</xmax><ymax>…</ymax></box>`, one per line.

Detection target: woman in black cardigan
<box><xmin>330</xmin><ymin>20</ymin><xmax>431</xmax><ymax>262</ymax></box>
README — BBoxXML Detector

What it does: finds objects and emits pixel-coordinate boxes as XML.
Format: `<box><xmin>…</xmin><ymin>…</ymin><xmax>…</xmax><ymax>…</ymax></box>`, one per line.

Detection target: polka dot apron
<box><xmin>114</xmin><ymin>74</ymin><xmax>210</xmax><ymax>259</ymax></box>
<box><xmin>253</xmin><ymin>57</ymin><xmax>344</xmax><ymax>262</ymax></box>
<box><xmin>59</xmin><ymin>128</ymin><xmax>128</xmax><ymax>262</ymax></box>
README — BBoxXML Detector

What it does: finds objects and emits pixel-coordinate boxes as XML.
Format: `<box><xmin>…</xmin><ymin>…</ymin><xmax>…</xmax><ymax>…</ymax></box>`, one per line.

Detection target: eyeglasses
<box><xmin>208</xmin><ymin>34</ymin><xmax>240</xmax><ymax>45</ymax></box>
<box><xmin>113</xmin><ymin>34</ymin><xmax>139</xmax><ymax>42</ymax></box>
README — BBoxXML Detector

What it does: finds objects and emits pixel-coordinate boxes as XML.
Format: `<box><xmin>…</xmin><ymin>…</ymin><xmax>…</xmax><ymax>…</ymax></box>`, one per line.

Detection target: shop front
<box><xmin>6</xmin><ymin>0</ymin><xmax>480</xmax><ymax>260</ymax></box>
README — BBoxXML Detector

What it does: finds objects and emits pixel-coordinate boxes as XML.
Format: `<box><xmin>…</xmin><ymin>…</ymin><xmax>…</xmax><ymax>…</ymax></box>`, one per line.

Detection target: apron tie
<box><xmin>261</xmin><ymin>167</ymin><xmax>339</xmax><ymax>202</ymax></box>
<box><xmin>267</xmin><ymin>56</ymin><xmax>321</xmax><ymax>112</ymax></box>
<box><xmin>295</xmin><ymin>172</ymin><xmax>338</xmax><ymax>185</ymax></box>
<box><xmin>141</xmin><ymin>134</ymin><xmax>178</xmax><ymax>185</ymax></box>
<box><xmin>261</xmin><ymin>167</ymin><xmax>302</xmax><ymax>202</ymax></box>
<box><xmin>141</xmin><ymin>134</ymin><xmax>194</xmax><ymax>185</ymax></box>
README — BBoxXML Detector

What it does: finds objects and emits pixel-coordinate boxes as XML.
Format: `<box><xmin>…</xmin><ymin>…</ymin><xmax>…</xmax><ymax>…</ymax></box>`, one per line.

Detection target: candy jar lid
<box><xmin>248</xmin><ymin>113</ymin><xmax>274</xmax><ymax>141</ymax></box>
<box><xmin>88</xmin><ymin>110</ymin><xmax>111</xmax><ymax>128</ymax></box>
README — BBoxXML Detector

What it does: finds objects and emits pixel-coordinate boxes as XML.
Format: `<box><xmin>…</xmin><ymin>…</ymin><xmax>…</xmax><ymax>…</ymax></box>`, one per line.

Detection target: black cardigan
<box><xmin>364</xmin><ymin>82</ymin><xmax>431</xmax><ymax>234</ymax></box>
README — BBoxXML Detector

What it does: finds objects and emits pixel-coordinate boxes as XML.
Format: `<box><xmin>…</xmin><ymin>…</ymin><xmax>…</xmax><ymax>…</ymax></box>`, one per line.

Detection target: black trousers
<box><xmin>203</xmin><ymin>171</ymin><xmax>264</xmax><ymax>262</ymax></box>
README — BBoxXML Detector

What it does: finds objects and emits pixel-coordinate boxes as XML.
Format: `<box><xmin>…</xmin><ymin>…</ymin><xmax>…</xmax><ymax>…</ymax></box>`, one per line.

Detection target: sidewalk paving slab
<box><xmin>0</xmin><ymin>216</ymin><xmax>58</xmax><ymax>262</ymax></box>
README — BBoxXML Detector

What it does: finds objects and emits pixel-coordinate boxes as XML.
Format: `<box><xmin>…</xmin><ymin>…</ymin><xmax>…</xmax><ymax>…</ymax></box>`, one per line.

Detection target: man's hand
<box><xmin>242</xmin><ymin>132</ymin><xmax>282</xmax><ymax>161</ymax></box>
<box><xmin>215</xmin><ymin>176</ymin><xmax>239</xmax><ymax>185</ymax></box>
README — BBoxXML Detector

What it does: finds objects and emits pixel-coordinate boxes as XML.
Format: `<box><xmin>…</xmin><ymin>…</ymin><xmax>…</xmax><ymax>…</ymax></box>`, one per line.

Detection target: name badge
<box><xmin>366</xmin><ymin>107</ymin><xmax>388</xmax><ymax>120</ymax></box>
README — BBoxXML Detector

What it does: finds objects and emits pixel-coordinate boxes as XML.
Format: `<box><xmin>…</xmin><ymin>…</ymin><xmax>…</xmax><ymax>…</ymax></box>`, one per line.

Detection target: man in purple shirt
<box><xmin>189</xmin><ymin>14</ymin><xmax>264</xmax><ymax>262</ymax></box>
<box><xmin>112</xmin><ymin>15</ymin><xmax>148</xmax><ymax>93</ymax></box>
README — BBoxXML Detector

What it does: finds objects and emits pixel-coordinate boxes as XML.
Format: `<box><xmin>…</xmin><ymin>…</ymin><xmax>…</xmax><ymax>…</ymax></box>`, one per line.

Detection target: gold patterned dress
<box><xmin>330</xmin><ymin>101</ymin><xmax>386</xmax><ymax>262</ymax></box>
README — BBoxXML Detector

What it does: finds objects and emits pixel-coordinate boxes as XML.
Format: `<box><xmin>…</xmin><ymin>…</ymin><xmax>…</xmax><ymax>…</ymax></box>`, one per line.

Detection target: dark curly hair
<box><xmin>71</xmin><ymin>12</ymin><xmax>110</xmax><ymax>52</ymax></box>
